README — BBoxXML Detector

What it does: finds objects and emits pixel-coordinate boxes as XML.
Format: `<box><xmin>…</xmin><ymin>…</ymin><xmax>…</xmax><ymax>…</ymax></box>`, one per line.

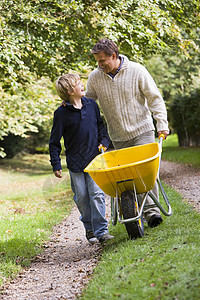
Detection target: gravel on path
<box><xmin>160</xmin><ymin>160</ymin><xmax>200</xmax><ymax>211</ymax></box>
<box><xmin>1</xmin><ymin>198</ymin><xmax>111</xmax><ymax>300</ymax></box>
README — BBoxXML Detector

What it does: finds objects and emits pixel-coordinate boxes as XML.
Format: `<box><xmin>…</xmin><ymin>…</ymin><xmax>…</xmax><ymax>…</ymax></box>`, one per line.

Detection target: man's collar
<box><xmin>107</xmin><ymin>56</ymin><xmax>124</xmax><ymax>78</ymax></box>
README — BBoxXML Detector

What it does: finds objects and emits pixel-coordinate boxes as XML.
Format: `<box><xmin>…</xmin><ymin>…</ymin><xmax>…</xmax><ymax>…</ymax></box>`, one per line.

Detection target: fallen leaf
<box><xmin>150</xmin><ymin>283</ymin><xmax>156</xmax><ymax>287</ymax></box>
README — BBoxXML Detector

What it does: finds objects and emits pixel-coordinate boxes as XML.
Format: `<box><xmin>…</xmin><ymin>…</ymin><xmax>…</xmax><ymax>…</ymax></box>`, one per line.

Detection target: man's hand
<box><xmin>54</xmin><ymin>170</ymin><xmax>62</xmax><ymax>178</ymax></box>
<box><xmin>158</xmin><ymin>130</ymin><xmax>169</xmax><ymax>140</ymax></box>
<box><xmin>61</xmin><ymin>101</ymin><xmax>66</xmax><ymax>107</ymax></box>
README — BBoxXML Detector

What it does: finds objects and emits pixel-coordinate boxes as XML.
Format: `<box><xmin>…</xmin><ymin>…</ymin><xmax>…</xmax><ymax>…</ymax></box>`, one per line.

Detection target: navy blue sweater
<box><xmin>49</xmin><ymin>97</ymin><xmax>110</xmax><ymax>172</ymax></box>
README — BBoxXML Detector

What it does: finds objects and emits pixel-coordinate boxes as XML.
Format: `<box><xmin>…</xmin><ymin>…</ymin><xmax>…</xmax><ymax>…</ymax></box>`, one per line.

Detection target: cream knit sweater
<box><xmin>86</xmin><ymin>55</ymin><xmax>169</xmax><ymax>142</ymax></box>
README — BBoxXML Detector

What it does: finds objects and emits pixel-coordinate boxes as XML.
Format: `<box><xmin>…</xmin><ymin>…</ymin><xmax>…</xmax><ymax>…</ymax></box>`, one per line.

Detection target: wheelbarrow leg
<box><xmin>111</xmin><ymin>196</ymin><xmax>118</xmax><ymax>225</ymax></box>
<box><xmin>148</xmin><ymin>178</ymin><xmax>172</xmax><ymax>216</ymax></box>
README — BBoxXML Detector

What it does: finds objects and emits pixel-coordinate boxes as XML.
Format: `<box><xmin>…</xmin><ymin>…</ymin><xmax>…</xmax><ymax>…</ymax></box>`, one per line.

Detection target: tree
<box><xmin>0</xmin><ymin>0</ymin><xmax>199</xmax><ymax>88</ymax></box>
<box><xmin>0</xmin><ymin>76</ymin><xmax>58</xmax><ymax>157</ymax></box>
<box><xmin>145</xmin><ymin>26</ymin><xmax>200</xmax><ymax>145</ymax></box>
<box><xmin>0</xmin><ymin>0</ymin><xmax>199</xmax><ymax>156</ymax></box>
<box><xmin>171</xmin><ymin>89</ymin><xmax>200</xmax><ymax>146</ymax></box>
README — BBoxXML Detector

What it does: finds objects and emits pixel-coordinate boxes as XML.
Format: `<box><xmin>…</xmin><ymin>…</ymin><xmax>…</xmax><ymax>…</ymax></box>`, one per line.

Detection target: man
<box><xmin>86</xmin><ymin>38</ymin><xmax>169</xmax><ymax>227</ymax></box>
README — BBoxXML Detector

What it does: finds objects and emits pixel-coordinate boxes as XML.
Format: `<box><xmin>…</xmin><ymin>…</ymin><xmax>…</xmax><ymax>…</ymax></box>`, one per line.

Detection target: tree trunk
<box><xmin>178</xmin><ymin>132</ymin><xmax>200</xmax><ymax>147</ymax></box>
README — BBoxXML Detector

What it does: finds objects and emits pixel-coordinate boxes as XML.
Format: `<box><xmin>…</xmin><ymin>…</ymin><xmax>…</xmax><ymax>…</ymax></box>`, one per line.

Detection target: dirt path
<box><xmin>1</xmin><ymin>161</ymin><xmax>200</xmax><ymax>299</ymax></box>
<box><xmin>160</xmin><ymin>160</ymin><xmax>200</xmax><ymax>211</ymax></box>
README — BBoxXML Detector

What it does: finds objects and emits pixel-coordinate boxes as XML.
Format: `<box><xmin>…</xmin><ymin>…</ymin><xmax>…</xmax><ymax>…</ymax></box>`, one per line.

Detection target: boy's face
<box><xmin>71</xmin><ymin>79</ymin><xmax>85</xmax><ymax>98</ymax></box>
<box><xmin>93</xmin><ymin>51</ymin><xmax>118</xmax><ymax>74</ymax></box>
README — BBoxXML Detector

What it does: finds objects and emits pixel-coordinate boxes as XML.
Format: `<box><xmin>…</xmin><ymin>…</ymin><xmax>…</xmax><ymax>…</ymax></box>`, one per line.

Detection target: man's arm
<box><xmin>85</xmin><ymin>73</ymin><xmax>98</xmax><ymax>100</ymax></box>
<box><xmin>138</xmin><ymin>65</ymin><xmax>169</xmax><ymax>137</ymax></box>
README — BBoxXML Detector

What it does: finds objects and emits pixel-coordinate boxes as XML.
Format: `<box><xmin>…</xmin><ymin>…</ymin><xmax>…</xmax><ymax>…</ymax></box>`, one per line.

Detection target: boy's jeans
<box><xmin>69</xmin><ymin>170</ymin><xmax>108</xmax><ymax>239</ymax></box>
<box><xmin>112</xmin><ymin>130</ymin><xmax>161</xmax><ymax>222</ymax></box>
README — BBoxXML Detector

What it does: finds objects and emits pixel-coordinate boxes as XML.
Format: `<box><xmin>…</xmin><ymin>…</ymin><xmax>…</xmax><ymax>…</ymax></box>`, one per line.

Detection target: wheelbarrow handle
<box><xmin>158</xmin><ymin>133</ymin><xmax>166</xmax><ymax>140</ymax></box>
<box><xmin>158</xmin><ymin>134</ymin><xmax>166</xmax><ymax>149</ymax></box>
<box><xmin>99</xmin><ymin>145</ymin><xmax>106</xmax><ymax>153</ymax></box>
<box><xmin>157</xmin><ymin>134</ymin><xmax>166</xmax><ymax>178</ymax></box>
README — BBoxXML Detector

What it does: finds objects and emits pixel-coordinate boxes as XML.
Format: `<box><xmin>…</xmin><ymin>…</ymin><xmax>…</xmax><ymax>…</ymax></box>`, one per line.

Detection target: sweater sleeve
<box><xmin>138</xmin><ymin>65</ymin><xmax>169</xmax><ymax>132</ymax></box>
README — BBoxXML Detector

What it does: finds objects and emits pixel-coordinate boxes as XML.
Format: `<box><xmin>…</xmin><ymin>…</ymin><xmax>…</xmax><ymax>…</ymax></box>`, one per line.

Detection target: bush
<box><xmin>0</xmin><ymin>134</ymin><xmax>25</xmax><ymax>158</ymax></box>
<box><xmin>170</xmin><ymin>89</ymin><xmax>200</xmax><ymax>146</ymax></box>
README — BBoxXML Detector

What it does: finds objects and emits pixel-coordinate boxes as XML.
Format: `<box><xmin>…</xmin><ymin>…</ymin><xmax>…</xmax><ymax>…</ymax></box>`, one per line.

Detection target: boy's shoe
<box><xmin>98</xmin><ymin>233</ymin><xmax>114</xmax><ymax>244</ymax></box>
<box><xmin>148</xmin><ymin>215</ymin><xmax>163</xmax><ymax>228</ymax></box>
<box><xmin>86</xmin><ymin>230</ymin><xmax>98</xmax><ymax>244</ymax></box>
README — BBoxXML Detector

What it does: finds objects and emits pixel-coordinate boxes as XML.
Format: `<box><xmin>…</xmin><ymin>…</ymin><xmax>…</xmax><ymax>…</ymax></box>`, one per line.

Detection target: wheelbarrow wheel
<box><xmin>121</xmin><ymin>190</ymin><xmax>144</xmax><ymax>239</ymax></box>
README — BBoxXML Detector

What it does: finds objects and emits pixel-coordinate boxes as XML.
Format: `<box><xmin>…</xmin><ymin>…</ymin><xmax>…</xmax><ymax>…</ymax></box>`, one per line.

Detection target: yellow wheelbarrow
<box><xmin>84</xmin><ymin>135</ymin><xmax>172</xmax><ymax>239</ymax></box>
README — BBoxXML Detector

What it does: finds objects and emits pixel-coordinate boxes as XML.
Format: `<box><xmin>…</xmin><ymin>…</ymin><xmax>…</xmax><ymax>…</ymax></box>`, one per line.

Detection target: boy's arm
<box><xmin>49</xmin><ymin>110</ymin><xmax>64</xmax><ymax>172</ymax></box>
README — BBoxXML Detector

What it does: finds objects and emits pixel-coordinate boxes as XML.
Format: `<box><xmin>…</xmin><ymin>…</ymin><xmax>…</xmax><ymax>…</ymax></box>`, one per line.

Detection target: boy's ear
<box><xmin>68</xmin><ymin>90</ymin><xmax>74</xmax><ymax>96</ymax></box>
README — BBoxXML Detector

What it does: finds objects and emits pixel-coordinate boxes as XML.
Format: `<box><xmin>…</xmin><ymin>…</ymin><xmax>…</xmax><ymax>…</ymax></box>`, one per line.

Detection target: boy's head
<box><xmin>55</xmin><ymin>73</ymin><xmax>80</xmax><ymax>101</ymax></box>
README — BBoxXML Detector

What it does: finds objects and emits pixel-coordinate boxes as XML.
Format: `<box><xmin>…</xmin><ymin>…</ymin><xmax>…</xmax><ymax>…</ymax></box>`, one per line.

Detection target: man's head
<box><xmin>91</xmin><ymin>39</ymin><xmax>119</xmax><ymax>58</ymax></box>
<box><xmin>55</xmin><ymin>73</ymin><xmax>80</xmax><ymax>101</ymax></box>
<box><xmin>91</xmin><ymin>39</ymin><xmax>120</xmax><ymax>74</ymax></box>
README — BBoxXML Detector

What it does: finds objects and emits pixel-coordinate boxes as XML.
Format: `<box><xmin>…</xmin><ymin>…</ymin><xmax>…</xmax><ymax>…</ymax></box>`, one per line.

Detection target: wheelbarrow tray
<box><xmin>84</xmin><ymin>143</ymin><xmax>161</xmax><ymax>197</ymax></box>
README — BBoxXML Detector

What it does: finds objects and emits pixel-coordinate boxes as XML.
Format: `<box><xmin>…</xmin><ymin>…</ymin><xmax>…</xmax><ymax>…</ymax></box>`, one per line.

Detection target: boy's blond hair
<box><xmin>55</xmin><ymin>73</ymin><xmax>80</xmax><ymax>101</ymax></box>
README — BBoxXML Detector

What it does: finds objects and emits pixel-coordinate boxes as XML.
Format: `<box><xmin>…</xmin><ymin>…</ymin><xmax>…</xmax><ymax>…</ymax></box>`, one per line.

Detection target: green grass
<box><xmin>79</xmin><ymin>135</ymin><xmax>200</xmax><ymax>299</ymax></box>
<box><xmin>0</xmin><ymin>154</ymin><xmax>74</xmax><ymax>286</ymax></box>
<box><xmin>160</xmin><ymin>134</ymin><xmax>200</xmax><ymax>168</ymax></box>
<box><xmin>80</xmin><ymin>185</ymin><xmax>200</xmax><ymax>299</ymax></box>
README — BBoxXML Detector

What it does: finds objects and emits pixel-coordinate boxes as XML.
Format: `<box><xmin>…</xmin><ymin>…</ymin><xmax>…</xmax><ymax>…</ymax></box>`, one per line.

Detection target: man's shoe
<box><xmin>148</xmin><ymin>215</ymin><xmax>163</xmax><ymax>228</ymax></box>
<box><xmin>99</xmin><ymin>233</ymin><xmax>114</xmax><ymax>244</ymax></box>
<box><xmin>86</xmin><ymin>230</ymin><xmax>98</xmax><ymax>244</ymax></box>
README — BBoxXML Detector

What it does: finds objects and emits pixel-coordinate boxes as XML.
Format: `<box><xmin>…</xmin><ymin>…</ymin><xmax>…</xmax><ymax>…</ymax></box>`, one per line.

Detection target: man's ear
<box><xmin>112</xmin><ymin>53</ymin><xmax>117</xmax><ymax>60</ymax></box>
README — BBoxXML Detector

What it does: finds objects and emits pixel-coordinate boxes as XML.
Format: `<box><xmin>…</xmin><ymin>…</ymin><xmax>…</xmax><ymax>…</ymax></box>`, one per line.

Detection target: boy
<box><xmin>49</xmin><ymin>73</ymin><xmax>114</xmax><ymax>244</ymax></box>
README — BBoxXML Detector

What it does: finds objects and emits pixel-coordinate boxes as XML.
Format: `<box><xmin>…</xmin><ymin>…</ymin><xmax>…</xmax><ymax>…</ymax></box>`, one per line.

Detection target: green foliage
<box><xmin>145</xmin><ymin>47</ymin><xmax>200</xmax><ymax>108</ymax></box>
<box><xmin>0</xmin><ymin>77</ymin><xmax>58</xmax><ymax>157</ymax></box>
<box><xmin>145</xmin><ymin>26</ymin><xmax>200</xmax><ymax>144</ymax></box>
<box><xmin>170</xmin><ymin>89</ymin><xmax>200</xmax><ymax>146</ymax></box>
<box><xmin>0</xmin><ymin>0</ymin><xmax>199</xmax><ymax>156</ymax></box>
<box><xmin>0</xmin><ymin>0</ymin><xmax>199</xmax><ymax>88</ymax></box>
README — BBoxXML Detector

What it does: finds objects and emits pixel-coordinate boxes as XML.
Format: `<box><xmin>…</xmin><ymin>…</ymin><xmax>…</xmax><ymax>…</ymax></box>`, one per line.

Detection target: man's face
<box><xmin>93</xmin><ymin>51</ymin><xmax>117</xmax><ymax>74</ymax></box>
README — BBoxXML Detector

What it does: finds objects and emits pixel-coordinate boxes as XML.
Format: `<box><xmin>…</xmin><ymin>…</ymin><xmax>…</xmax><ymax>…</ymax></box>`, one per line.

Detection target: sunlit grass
<box><xmin>0</xmin><ymin>154</ymin><xmax>74</xmax><ymax>286</ymax></box>
<box><xmin>160</xmin><ymin>134</ymin><xmax>200</xmax><ymax>168</ymax></box>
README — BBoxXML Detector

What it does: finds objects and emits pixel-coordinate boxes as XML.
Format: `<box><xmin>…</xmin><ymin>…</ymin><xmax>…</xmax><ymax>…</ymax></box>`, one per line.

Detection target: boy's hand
<box><xmin>98</xmin><ymin>144</ymin><xmax>107</xmax><ymax>153</ymax></box>
<box><xmin>54</xmin><ymin>170</ymin><xmax>62</xmax><ymax>178</ymax></box>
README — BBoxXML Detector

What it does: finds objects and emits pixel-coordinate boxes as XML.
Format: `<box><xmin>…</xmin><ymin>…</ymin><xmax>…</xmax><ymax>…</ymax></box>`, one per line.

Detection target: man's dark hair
<box><xmin>91</xmin><ymin>39</ymin><xmax>119</xmax><ymax>58</ymax></box>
